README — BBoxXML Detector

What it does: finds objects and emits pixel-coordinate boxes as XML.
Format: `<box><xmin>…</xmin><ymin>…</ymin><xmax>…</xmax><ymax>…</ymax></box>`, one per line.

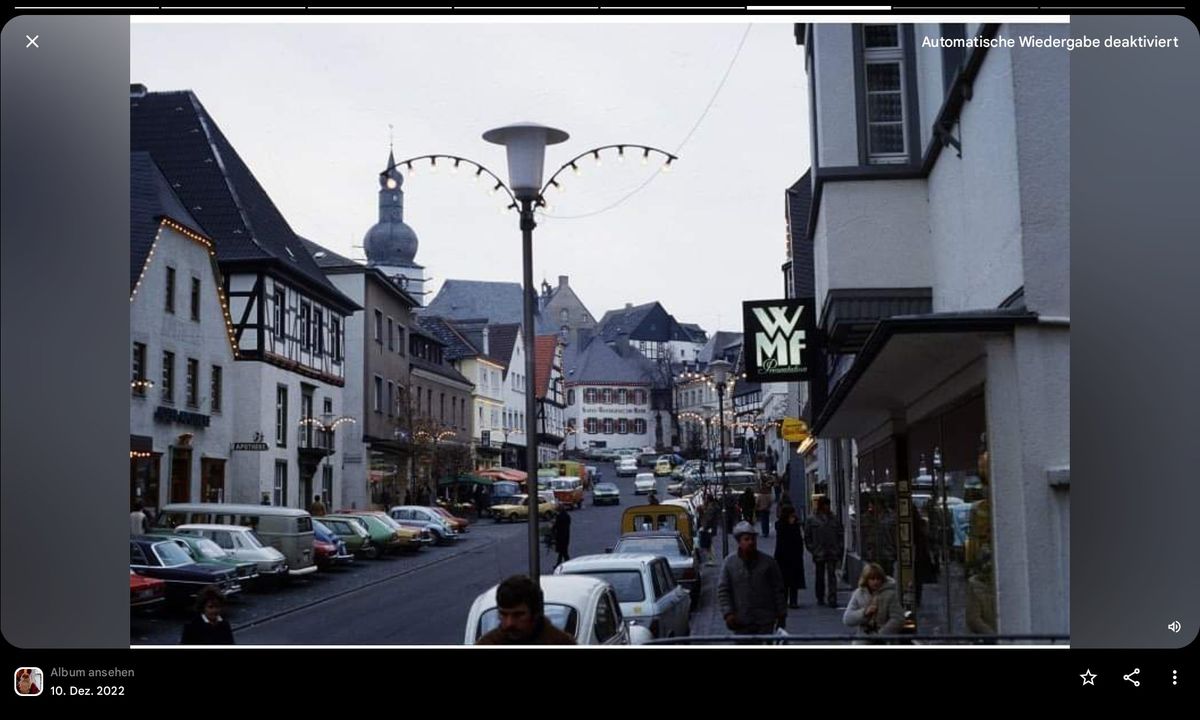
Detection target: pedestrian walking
<box><xmin>647</xmin><ymin>491</ymin><xmax>660</xmax><ymax>505</ymax></box>
<box><xmin>309</xmin><ymin>494</ymin><xmax>327</xmax><ymax>517</ymax></box>
<box><xmin>843</xmin><ymin>562</ymin><xmax>904</xmax><ymax>639</ymax></box>
<box><xmin>739</xmin><ymin>487</ymin><xmax>756</xmax><ymax>523</ymax></box>
<box><xmin>804</xmin><ymin>496</ymin><xmax>844</xmax><ymax>607</ymax></box>
<box><xmin>723</xmin><ymin>491</ymin><xmax>738</xmax><ymax>537</ymax></box>
<box><xmin>717</xmin><ymin>521</ymin><xmax>787</xmax><ymax>638</ymax></box>
<box><xmin>774</xmin><ymin>505</ymin><xmax>807</xmax><ymax>607</ymax></box>
<box><xmin>700</xmin><ymin>496</ymin><xmax>720</xmax><ymax>565</ymax></box>
<box><xmin>130</xmin><ymin>501</ymin><xmax>148</xmax><ymax>536</ymax></box>
<box><xmin>553</xmin><ymin>508</ymin><xmax>571</xmax><ymax>568</ymax></box>
<box><xmin>755</xmin><ymin>485</ymin><xmax>773</xmax><ymax>537</ymax></box>
<box><xmin>180</xmin><ymin>586</ymin><xmax>235</xmax><ymax>645</ymax></box>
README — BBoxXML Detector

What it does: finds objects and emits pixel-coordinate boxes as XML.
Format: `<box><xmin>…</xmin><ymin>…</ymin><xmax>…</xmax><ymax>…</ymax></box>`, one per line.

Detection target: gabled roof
<box><xmin>417</xmin><ymin>316</ymin><xmax>480</xmax><ymax>361</ymax></box>
<box><xmin>130</xmin><ymin>89</ymin><xmax>358</xmax><ymax>313</ymax></box>
<box><xmin>678</xmin><ymin>323</ymin><xmax>709</xmax><ymax>344</ymax></box>
<box><xmin>562</xmin><ymin>336</ymin><xmax>652</xmax><ymax>386</ymax></box>
<box><xmin>533</xmin><ymin>335</ymin><xmax>561</xmax><ymax>400</ymax></box>
<box><xmin>298</xmin><ymin>235</ymin><xmax>418</xmax><ymax>308</ymax></box>
<box><xmin>595</xmin><ymin>302</ymin><xmax>658</xmax><ymax>343</ymax></box>
<box><xmin>485</xmin><ymin>323</ymin><xmax>521</xmax><ymax>370</ymax></box>
<box><xmin>786</xmin><ymin>170</ymin><xmax>815</xmax><ymax>298</ymax></box>
<box><xmin>699</xmin><ymin>331</ymin><xmax>744</xmax><ymax>364</ymax></box>
<box><xmin>130</xmin><ymin>151</ymin><xmax>208</xmax><ymax>293</ymax></box>
<box><xmin>423</xmin><ymin>279</ymin><xmax>553</xmax><ymax>333</ymax></box>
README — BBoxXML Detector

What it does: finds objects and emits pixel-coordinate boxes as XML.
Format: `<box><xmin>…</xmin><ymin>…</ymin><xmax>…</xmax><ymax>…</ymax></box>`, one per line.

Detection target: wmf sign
<box><xmin>742</xmin><ymin>299</ymin><xmax>817</xmax><ymax>383</ymax></box>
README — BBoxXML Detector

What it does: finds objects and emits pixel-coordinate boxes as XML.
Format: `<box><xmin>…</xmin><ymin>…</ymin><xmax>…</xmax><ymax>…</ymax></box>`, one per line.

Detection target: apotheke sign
<box><xmin>742</xmin><ymin>299</ymin><xmax>817</xmax><ymax>383</ymax></box>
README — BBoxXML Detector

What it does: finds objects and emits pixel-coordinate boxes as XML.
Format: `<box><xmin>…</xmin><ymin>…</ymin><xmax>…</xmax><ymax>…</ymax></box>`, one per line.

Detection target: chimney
<box><xmin>130</xmin><ymin>83</ymin><xmax>148</xmax><ymax>98</ymax></box>
<box><xmin>482</xmin><ymin>326</ymin><xmax>490</xmax><ymax>356</ymax></box>
<box><xmin>625</xmin><ymin>303</ymin><xmax>633</xmax><ymax>310</ymax></box>
<box><xmin>558</xmin><ymin>275</ymin><xmax>569</xmax><ymax>289</ymax></box>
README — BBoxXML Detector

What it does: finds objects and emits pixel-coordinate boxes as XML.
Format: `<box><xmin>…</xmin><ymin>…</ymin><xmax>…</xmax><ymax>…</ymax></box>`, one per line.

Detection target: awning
<box><xmin>437</xmin><ymin>475</ymin><xmax>494</xmax><ymax>487</ymax></box>
<box><xmin>813</xmin><ymin>310</ymin><xmax>1039</xmax><ymax>437</ymax></box>
<box><xmin>478</xmin><ymin>467</ymin><xmax>527</xmax><ymax>482</ymax></box>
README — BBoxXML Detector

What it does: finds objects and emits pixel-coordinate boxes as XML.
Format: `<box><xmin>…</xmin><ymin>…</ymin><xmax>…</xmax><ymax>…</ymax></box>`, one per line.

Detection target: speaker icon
<box><xmin>1168</xmin><ymin>620</ymin><xmax>1182</xmax><ymax>633</ymax></box>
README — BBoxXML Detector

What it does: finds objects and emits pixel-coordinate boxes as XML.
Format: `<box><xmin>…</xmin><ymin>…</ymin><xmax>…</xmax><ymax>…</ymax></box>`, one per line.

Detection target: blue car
<box><xmin>130</xmin><ymin>536</ymin><xmax>242</xmax><ymax>605</ymax></box>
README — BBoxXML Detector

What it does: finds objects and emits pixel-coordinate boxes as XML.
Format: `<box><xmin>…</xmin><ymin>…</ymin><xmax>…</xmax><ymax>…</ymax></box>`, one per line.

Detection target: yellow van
<box><xmin>620</xmin><ymin>504</ymin><xmax>694</xmax><ymax>554</ymax></box>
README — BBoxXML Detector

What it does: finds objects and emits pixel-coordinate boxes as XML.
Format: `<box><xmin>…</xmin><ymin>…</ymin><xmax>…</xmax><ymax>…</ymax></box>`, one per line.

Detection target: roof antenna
<box><xmin>388</xmin><ymin>123</ymin><xmax>394</xmax><ymax>153</ymax></box>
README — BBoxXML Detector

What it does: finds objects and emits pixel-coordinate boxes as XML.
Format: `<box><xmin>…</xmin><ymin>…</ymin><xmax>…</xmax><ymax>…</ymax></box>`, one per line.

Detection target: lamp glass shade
<box><xmin>483</xmin><ymin>122</ymin><xmax>569</xmax><ymax>197</ymax></box>
<box><xmin>709</xmin><ymin>359</ymin><xmax>732</xmax><ymax>386</ymax></box>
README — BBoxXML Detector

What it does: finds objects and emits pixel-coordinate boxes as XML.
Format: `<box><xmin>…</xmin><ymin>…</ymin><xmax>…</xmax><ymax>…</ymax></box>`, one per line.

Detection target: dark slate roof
<box><xmin>130</xmin><ymin>89</ymin><xmax>358</xmax><ymax>313</ymax></box>
<box><xmin>786</xmin><ymin>170</ymin><xmax>815</xmax><ymax>298</ymax></box>
<box><xmin>679</xmin><ymin>323</ymin><xmax>709</xmax><ymax>343</ymax></box>
<box><xmin>130</xmin><ymin>152</ymin><xmax>208</xmax><ymax>293</ymax></box>
<box><xmin>485</xmin><ymin>323</ymin><xmax>520</xmax><ymax>369</ymax></box>
<box><xmin>410</xmin><ymin>355</ymin><xmax>474</xmax><ymax>387</ymax></box>
<box><xmin>423</xmin><ymin>279</ymin><xmax>553</xmax><ymax>333</ymax></box>
<box><xmin>595</xmin><ymin>302</ymin><xmax>658</xmax><ymax>343</ymax></box>
<box><xmin>699</xmin><ymin>332</ymin><xmax>743</xmax><ymax>364</ymax></box>
<box><xmin>297</xmin><ymin>236</ymin><xmax>359</xmax><ymax>270</ymax></box>
<box><xmin>563</xmin><ymin>336</ymin><xmax>650</xmax><ymax>386</ymax></box>
<box><xmin>417</xmin><ymin>316</ymin><xmax>480</xmax><ymax>361</ymax></box>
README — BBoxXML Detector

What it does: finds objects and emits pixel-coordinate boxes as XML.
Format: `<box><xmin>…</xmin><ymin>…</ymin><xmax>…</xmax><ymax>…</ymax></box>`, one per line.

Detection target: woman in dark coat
<box><xmin>553</xmin><ymin>509</ymin><xmax>572</xmax><ymax>568</ymax></box>
<box><xmin>739</xmin><ymin>487</ymin><xmax>756</xmax><ymax>523</ymax></box>
<box><xmin>774</xmin><ymin>505</ymin><xmax>807</xmax><ymax>608</ymax></box>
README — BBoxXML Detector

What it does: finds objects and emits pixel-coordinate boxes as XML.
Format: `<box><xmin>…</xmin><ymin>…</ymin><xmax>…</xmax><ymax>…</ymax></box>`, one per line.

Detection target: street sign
<box><xmin>232</xmin><ymin>442</ymin><xmax>269</xmax><ymax>451</ymax></box>
<box><xmin>781</xmin><ymin>418</ymin><xmax>810</xmax><ymax>442</ymax></box>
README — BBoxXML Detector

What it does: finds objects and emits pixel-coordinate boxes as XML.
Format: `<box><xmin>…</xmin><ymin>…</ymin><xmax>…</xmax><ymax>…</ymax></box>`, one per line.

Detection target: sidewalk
<box><xmin>691</xmin><ymin>528</ymin><xmax>855</xmax><ymax>641</ymax></box>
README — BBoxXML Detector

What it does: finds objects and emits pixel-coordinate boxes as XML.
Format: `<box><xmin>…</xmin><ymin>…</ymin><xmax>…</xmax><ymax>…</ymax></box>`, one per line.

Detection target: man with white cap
<box><xmin>717</xmin><ymin>521</ymin><xmax>787</xmax><ymax>636</ymax></box>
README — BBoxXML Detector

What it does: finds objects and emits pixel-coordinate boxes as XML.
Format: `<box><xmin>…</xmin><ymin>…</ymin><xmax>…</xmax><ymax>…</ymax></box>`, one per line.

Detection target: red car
<box><xmin>130</xmin><ymin>570</ymin><xmax>166</xmax><ymax>610</ymax></box>
<box><xmin>430</xmin><ymin>506</ymin><xmax>470</xmax><ymax>533</ymax></box>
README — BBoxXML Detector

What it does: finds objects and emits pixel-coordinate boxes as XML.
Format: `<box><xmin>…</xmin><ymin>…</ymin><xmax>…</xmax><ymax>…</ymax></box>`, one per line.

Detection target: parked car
<box><xmin>610</xmin><ymin>531</ymin><xmax>701</xmax><ymax>605</ymax></box>
<box><xmin>428</xmin><ymin>506</ymin><xmax>470</xmax><ymax>533</ymax></box>
<box><xmin>617</xmin><ymin>457</ymin><xmax>639</xmax><ymax>477</ymax></box>
<box><xmin>463</xmin><ymin>575</ymin><xmax>653</xmax><ymax>645</ymax></box>
<box><xmin>153</xmin><ymin>532</ymin><xmax>261</xmax><ymax>586</ymax></box>
<box><xmin>326</xmin><ymin>512</ymin><xmax>430</xmax><ymax>554</ymax></box>
<box><xmin>634</xmin><ymin>473</ymin><xmax>658</xmax><ymax>495</ymax></box>
<box><xmin>318</xmin><ymin>515</ymin><xmax>378</xmax><ymax>559</ymax></box>
<box><xmin>169</xmin><ymin>523</ymin><xmax>289</xmax><ymax>585</ymax></box>
<box><xmin>130</xmin><ymin>570</ymin><xmax>166</xmax><ymax>610</ymax></box>
<box><xmin>156</xmin><ymin>503</ymin><xmax>316</xmax><ymax>577</ymax></box>
<box><xmin>129</xmin><ymin>536</ymin><xmax>242</xmax><ymax>605</ymax></box>
<box><xmin>554</xmin><ymin>554</ymin><xmax>691</xmax><ymax>639</ymax></box>
<box><xmin>389</xmin><ymin>506</ymin><xmax>461</xmax><ymax>545</ymax></box>
<box><xmin>592</xmin><ymin>482</ymin><xmax>621</xmax><ymax>506</ymax></box>
<box><xmin>312</xmin><ymin>520</ymin><xmax>355</xmax><ymax>568</ymax></box>
<box><xmin>490</xmin><ymin>493</ymin><xmax>557</xmax><ymax>523</ymax></box>
<box><xmin>654</xmin><ymin>456</ymin><xmax>676</xmax><ymax>477</ymax></box>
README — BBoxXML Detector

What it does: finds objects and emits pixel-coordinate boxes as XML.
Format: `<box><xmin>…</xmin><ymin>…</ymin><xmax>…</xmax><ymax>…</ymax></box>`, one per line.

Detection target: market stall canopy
<box><xmin>437</xmin><ymin>474</ymin><xmax>495</xmax><ymax>487</ymax></box>
<box><xmin>478</xmin><ymin>467</ymin><xmax>528</xmax><ymax>482</ymax></box>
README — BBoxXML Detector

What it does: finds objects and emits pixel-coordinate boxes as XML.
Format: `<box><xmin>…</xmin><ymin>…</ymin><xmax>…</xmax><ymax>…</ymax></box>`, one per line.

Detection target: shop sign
<box><xmin>742</xmin><ymin>298</ymin><xmax>817</xmax><ymax>383</ymax></box>
<box><xmin>154</xmin><ymin>406</ymin><xmax>210</xmax><ymax>428</ymax></box>
<box><xmin>781</xmin><ymin>417</ymin><xmax>810</xmax><ymax>442</ymax></box>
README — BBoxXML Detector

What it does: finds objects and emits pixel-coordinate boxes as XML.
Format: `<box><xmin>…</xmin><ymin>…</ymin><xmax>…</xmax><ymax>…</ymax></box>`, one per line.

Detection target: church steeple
<box><xmin>365</xmin><ymin>149</ymin><xmax>419</xmax><ymax>267</ymax></box>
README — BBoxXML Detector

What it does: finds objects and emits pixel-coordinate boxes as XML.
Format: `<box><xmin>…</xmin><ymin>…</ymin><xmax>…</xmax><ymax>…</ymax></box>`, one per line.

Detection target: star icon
<box><xmin>1081</xmin><ymin>669</ymin><xmax>1097</xmax><ymax>686</ymax></box>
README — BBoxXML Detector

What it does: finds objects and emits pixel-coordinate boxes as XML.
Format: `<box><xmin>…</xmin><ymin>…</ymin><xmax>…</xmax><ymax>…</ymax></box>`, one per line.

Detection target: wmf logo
<box><xmin>743</xmin><ymin>299</ymin><xmax>815</xmax><ymax>383</ymax></box>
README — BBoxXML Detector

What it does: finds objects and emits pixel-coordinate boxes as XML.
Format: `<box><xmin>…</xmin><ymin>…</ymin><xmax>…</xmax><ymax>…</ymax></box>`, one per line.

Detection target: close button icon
<box><xmin>26</xmin><ymin>35</ymin><xmax>39</xmax><ymax>48</ymax></box>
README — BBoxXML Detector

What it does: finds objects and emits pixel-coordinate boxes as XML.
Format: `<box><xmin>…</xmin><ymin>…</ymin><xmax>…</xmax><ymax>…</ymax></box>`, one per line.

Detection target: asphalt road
<box><xmin>132</xmin><ymin>461</ymin><xmax>692</xmax><ymax>645</ymax></box>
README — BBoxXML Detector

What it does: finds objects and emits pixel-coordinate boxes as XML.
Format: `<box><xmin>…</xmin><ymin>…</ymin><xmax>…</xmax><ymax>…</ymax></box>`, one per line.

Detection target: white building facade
<box><xmin>800</xmin><ymin>22</ymin><xmax>1069</xmax><ymax>637</ymax></box>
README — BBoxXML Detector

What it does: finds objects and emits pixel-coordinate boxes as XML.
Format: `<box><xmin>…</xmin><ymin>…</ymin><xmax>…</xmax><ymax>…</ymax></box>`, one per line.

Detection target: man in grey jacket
<box><xmin>805</xmin><ymin>496</ymin><xmax>844</xmax><ymax>607</ymax></box>
<box><xmin>718</xmin><ymin>521</ymin><xmax>786</xmax><ymax>636</ymax></box>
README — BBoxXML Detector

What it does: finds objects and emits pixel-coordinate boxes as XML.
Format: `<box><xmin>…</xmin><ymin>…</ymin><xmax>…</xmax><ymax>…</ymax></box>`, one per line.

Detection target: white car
<box><xmin>172</xmin><ymin>523</ymin><xmax>289</xmax><ymax>581</ymax></box>
<box><xmin>554</xmin><ymin>554</ymin><xmax>691</xmax><ymax>639</ymax></box>
<box><xmin>617</xmin><ymin>457</ymin><xmax>639</xmax><ymax>477</ymax></box>
<box><xmin>463</xmin><ymin>575</ymin><xmax>653</xmax><ymax>645</ymax></box>
<box><xmin>634</xmin><ymin>473</ymin><xmax>658</xmax><ymax>495</ymax></box>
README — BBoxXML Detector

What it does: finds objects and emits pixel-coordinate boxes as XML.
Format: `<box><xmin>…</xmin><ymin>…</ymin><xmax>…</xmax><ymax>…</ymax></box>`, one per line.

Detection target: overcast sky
<box><xmin>131</xmin><ymin>20</ymin><xmax>810</xmax><ymax>336</ymax></box>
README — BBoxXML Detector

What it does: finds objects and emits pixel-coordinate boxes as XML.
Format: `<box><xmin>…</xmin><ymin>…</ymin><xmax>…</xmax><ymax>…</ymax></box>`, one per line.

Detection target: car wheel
<box><xmin>364</xmin><ymin>544</ymin><xmax>380</xmax><ymax>560</ymax></box>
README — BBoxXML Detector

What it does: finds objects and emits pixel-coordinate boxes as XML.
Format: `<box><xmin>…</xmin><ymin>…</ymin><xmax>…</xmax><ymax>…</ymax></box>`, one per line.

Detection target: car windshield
<box><xmin>615</xmin><ymin>537</ymin><xmax>686</xmax><ymax>557</ymax></box>
<box><xmin>569</xmin><ymin>570</ymin><xmax>645</xmax><ymax>603</ymax></box>
<box><xmin>243</xmin><ymin>531</ymin><xmax>266</xmax><ymax>548</ymax></box>
<box><xmin>478</xmin><ymin>603</ymin><xmax>578</xmax><ymax>639</ymax></box>
<box><xmin>193</xmin><ymin>538</ymin><xmax>227</xmax><ymax>560</ymax></box>
<box><xmin>153</xmin><ymin>542</ymin><xmax>193</xmax><ymax>566</ymax></box>
<box><xmin>595</xmin><ymin>484</ymin><xmax>618</xmax><ymax>493</ymax></box>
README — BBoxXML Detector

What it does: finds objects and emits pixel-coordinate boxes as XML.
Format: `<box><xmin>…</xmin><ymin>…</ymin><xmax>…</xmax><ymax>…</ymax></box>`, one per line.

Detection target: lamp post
<box><xmin>483</xmin><ymin>122</ymin><xmax>571</xmax><ymax>584</ymax></box>
<box><xmin>388</xmin><ymin>130</ymin><xmax>676</xmax><ymax>584</ymax></box>
<box><xmin>708</xmin><ymin>359</ymin><xmax>733</xmax><ymax>559</ymax></box>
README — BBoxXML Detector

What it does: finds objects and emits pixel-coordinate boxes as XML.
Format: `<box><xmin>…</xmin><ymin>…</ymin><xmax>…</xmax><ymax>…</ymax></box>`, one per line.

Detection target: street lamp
<box><xmin>708</xmin><ymin>359</ymin><xmax>733</xmax><ymax>560</ymax></box>
<box><xmin>389</xmin><ymin>127</ymin><xmax>677</xmax><ymax>585</ymax></box>
<box><xmin>483</xmin><ymin>122</ymin><xmax>571</xmax><ymax>585</ymax></box>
